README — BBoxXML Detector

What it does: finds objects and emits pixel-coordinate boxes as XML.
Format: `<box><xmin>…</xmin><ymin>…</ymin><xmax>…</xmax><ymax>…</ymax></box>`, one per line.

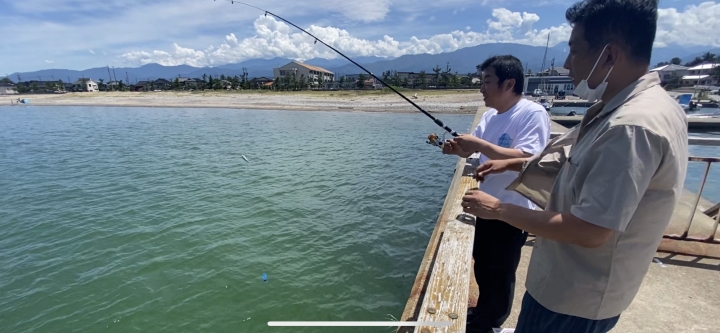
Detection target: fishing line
<box><xmin>215</xmin><ymin>0</ymin><xmax>460</xmax><ymax>139</ymax></box>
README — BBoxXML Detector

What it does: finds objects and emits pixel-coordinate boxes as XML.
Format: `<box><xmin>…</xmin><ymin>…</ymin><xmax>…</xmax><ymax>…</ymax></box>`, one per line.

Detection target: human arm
<box><xmin>462</xmin><ymin>189</ymin><xmax>613</xmax><ymax>248</ymax></box>
<box><xmin>463</xmin><ymin>125</ymin><xmax>665</xmax><ymax>247</ymax></box>
<box><xmin>474</xmin><ymin>157</ymin><xmax>529</xmax><ymax>182</ymax></box>
<box><xmin>454</xmin><ymin>109</ymin><xmax>551</xmax><ymax>160</ymax></box>
<box><xmin>498</xmin><ymin>205</ymin><xmax>613</xmax><ymax>248</ymax></box>
<box><xmin>452</xmin><ymin>135</ymin><xmax>530</xmax><ymax>159</ymax></box>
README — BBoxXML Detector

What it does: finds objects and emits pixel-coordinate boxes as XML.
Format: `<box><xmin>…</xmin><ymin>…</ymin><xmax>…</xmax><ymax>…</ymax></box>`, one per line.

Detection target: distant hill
<box><xmin>326</xmin><ymin>43</ymin><xmax>570</xmax><ymax>77</ymax></box>
<box><xmin>7</xmin><ymin>43</ymin><xmax>714</xmax><ymax>83</ymax></box>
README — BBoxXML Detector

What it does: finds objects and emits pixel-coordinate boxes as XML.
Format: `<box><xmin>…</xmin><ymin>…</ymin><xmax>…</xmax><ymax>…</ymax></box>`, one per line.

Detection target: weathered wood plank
<box><xmin>413</xmin><ymin>174</ymin><xmax>478</xmax><ymax>333</ymax></box>
<box><xmin>396</xmin><ymin>107</ymin><xmax>487</xmax><ymax>333</ymax></box>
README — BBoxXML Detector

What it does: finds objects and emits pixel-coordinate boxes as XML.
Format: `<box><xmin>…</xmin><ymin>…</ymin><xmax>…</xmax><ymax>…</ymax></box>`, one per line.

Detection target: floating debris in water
<box><xmin>261</xmin><ymin>272</ymin><xmax>267</xmax><ymax>281</ymax></box>
<box><xmin>241</xmin><ymin>155</ymin><xmax>249</xmax><ymax>163</ymax></box>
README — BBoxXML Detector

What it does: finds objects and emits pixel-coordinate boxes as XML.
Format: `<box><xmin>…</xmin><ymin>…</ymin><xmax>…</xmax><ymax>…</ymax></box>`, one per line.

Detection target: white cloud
<box><xmin>655</xmin><ymin>1</ymin><xmax>720</xmax><ymax>47</ymax></box>
<box><xmin>44</xmin><ymin>60</ymin><xmax>54</xmax><ymax>63</ymax></box>
<box><xmin>122</xmin><ymin>2</ymin><xmax>720</xmax><ymax>67</ymax></box>
<box><xmin>121</xmin><ymin>8</ymin><xmax>571</xmax><ymax>67</ymax></box>
<box><xmin>466</xmin><ymin>26</ymin><xmax>471</xmax><ymax>30</ymax></box>
<box><xmin>2</xmin><ymin>0</ymin><xmax>719</xmax><ymax>74</ymax></box>
<box><xmin>88</xmin><ymin>49</ymin><xmax>95</xmax><ymax>54</ymax></box>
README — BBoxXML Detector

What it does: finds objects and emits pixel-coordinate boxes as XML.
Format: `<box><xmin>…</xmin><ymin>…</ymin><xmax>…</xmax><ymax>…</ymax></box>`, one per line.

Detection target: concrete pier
<box><xmin>398</xmin><ymin>106</ymin><xmax>720</xmax><ymax>333</ymax></box>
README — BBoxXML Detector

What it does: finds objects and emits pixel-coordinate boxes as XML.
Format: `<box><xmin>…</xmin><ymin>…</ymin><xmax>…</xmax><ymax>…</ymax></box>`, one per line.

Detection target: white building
<box><xmin>273</xmin><ymin>61</ymin><xmax>334</xmax><ymax>89</ymax></box>
<box><xmin>649</xmin><ymin>64</ymin><xmax>689</xmax><ymax>84</ymax></box>
<box><xmin>681</xmin><ymin>63</ymin><xmax>719</xmax><ymax>86</ymax></box>
<box><xmin>0</xmin><ymin>82</ymin><xmax>18</xmax><ymax>95</ymax></box>
<box><xmin>73</xmin><ymin>78</ymin><xmax>99</xmax><ymax>92</ymax></box>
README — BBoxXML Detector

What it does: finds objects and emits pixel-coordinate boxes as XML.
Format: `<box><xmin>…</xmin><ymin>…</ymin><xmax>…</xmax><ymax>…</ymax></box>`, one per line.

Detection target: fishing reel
<box><xmin>426</xmin><ymin>133</ymin><xmax>446</xmax><ymax>148</ymax></box>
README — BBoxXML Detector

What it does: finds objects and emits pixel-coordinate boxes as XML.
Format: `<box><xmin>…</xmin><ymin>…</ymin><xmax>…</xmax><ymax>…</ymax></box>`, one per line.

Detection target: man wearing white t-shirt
<box><xmin>442</xmin><ymin>55</ymin><xmax>550</xmax><ymax>333</ymax></box>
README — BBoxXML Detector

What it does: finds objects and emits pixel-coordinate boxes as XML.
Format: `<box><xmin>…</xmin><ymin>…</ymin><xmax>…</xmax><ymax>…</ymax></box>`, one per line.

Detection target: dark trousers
<box><xmin>467</xmin><ymin>217</ymin><xmax>528</xmax><ymax>333</ymax></box>
<box><xmin>516</xmin><ymin>292</ymin><xmax>620</xmax><ymax>333</ymax></box>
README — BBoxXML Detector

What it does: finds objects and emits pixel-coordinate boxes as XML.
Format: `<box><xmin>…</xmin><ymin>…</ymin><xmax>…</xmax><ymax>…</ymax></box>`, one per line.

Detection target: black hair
<box><xmin>479</xmin><ymin>55</ymin><xmax>525</xmax><ymax>95</ymax></box>
<box><xmin>565</xmin><ymin>0</ymin><xmax>657</xmax><ymax>64</ymax></box>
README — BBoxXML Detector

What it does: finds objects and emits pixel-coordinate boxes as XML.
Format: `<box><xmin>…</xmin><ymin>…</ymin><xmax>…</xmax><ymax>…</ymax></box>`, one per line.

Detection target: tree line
<box><xmin>3</xmin><ymin>61</ymin><xmax>484</xmax><ymax>93</ymax></box>
<box><xmin>655</xmin><ymin>52</ymin><xmax>719</xmax><ymax>69</ymax></box>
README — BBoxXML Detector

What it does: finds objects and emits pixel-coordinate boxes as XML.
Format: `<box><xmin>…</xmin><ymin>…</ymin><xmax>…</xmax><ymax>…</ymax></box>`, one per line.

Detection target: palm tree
<box><xmin>432</xmin><ymin>65</ymin><xmax>442</xmax><ymax>87</ymax></box>
<box><xmin>702</xmin><ymin>52</ymin><xmax>716</xmax><ymax>63</ymax></box>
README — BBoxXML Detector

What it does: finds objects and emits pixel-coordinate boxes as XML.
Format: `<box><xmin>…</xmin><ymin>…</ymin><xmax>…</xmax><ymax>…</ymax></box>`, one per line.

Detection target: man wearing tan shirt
<box><xmin>458</xmin><ymin>0</ymin><xmax>688</xmax><ymax>332</ymax></box>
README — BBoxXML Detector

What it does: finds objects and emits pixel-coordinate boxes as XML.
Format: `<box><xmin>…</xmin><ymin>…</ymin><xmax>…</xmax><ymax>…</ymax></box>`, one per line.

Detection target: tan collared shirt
<box><xmin>508</xmin><ymin>72</ymin><xmax>688</xmax><ymax>319</ymax></box>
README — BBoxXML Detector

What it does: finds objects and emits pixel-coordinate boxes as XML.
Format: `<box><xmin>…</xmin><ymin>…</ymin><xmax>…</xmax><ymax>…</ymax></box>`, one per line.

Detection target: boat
<box><xmin>676</xmin><ymin>93</ymin><xmax>693</xmax><ymax>111</ymax></box>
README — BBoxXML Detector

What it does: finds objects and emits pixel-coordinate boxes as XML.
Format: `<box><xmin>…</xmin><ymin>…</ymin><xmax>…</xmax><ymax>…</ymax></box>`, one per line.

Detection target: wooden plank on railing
<box><xmin>413</xmin><ymin>198</ymin><xmax>477</xmax><ymax>332</ymax></box>
<box><xmin>396</xmin><ymin>107</ymin><xmax>487</xmax><ymax>333</ymax></box>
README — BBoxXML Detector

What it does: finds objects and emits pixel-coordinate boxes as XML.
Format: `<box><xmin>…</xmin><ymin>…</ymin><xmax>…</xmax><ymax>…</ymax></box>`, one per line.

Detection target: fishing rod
<box><xmin>216</xmin><ymin>0</ymin><xmax>460</xmax><ymax>144</ymax></box>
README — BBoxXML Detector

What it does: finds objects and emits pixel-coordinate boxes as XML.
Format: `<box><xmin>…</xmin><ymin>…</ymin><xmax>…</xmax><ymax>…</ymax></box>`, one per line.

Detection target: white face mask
<box><xmin>573</xmin><ymin>44</ymin><xmax>613</xmax><ymax>103</ymax></box>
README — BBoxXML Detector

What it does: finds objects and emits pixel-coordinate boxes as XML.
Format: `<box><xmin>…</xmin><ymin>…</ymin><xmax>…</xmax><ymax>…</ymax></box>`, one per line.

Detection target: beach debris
<box><xmin>241</xmin><ymin>154</ymin><xmax>249</xmax><ymax>163</ymax></box>
<box><xmin>261</xmin><ymin>272</ymin><xmax>267</xmax><ymax>281</ymax></box>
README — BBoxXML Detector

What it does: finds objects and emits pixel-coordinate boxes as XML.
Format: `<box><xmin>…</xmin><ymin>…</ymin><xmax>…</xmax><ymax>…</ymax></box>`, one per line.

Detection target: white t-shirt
<box><xmin>470</xmin><ymin>98</ymin><xmax>551</xmax><ymax>210</ymax></box>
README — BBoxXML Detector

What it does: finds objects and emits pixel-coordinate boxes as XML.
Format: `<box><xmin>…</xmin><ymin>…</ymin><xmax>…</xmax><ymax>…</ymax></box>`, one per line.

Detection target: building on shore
<box><xmin>273</xmin><ymin>61</ymin><xmax>334</xmax><ymax>89</ymax></box>
<box><xmin>681</xmin><ymin>63</ymin><xmax>719</xmax><ymax>87</ymax></box>
<box><xmin>0</xmin><ymin>82</ymin><xmax>18</xmax><ymax>95</ymax></box>
<box><xmin>73</xmin><ymin>78</ymin><xmax>99</xmax><ymax>92</ymax></box>
<box><xmin>341</xmin><ymin>74</ymin><xmax>382</xmax><ymax>89</ymax></box>
<box><xmin>523</xmin><ymin>75</ymin><xmax>574</xmax><ymax>95</ymax></box>
<box><xmin>520</xmin><ymin>65</ymin><xmax>574</xmax><ymax>95</ymax></box>
<box><xmin>395</xmin><ymin>71</ymin><xmax>440</xmax><ymax>87</ymax></box>
<box><xmin>251</xmin><ymin>77</ymin><xmax>274</xmax><ymax>89</ymax></box>
<box><xmin>649</xmin><ymin>64</ymin><xmax>689</xmax><ymax>85</ymax></box>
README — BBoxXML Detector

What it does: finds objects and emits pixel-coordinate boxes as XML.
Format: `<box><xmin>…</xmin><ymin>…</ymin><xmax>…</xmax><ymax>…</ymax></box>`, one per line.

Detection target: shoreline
<box><xmin>3</xmin><ymin>90</ymin><xmax>486</xmax><ymax>114</ymax></box>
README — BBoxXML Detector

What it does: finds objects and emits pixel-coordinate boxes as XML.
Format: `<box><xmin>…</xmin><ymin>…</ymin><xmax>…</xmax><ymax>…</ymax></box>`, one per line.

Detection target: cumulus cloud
<box><xmin>3</xmin><ymin>0</ymin><xmax>719</xmax><ymax>74</ymax></box>
<box><xmin>655</xmin><ymin>1</ymin><xmax>720</xmax><ymax>47</ymax></box>
<box><xmin>121</xmin><ymin>8</ymin><xmax>571</xmax><ymax>67</ymax></box>
<box><xmin>118</xmin><ymin>2</ymin><xmax>720</xmax><ymax>68</ymax></box>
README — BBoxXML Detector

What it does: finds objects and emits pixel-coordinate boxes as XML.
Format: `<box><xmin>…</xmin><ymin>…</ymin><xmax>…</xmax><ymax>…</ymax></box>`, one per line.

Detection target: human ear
<box><xmin>604</xmin><ymin>45</ymin><xmax>618</xmax><ymax>68</ymax></box>
<box><xmin>505</xmin><ymin>79</ymin><xmax>515</xmax><ymax>92</ymax></box>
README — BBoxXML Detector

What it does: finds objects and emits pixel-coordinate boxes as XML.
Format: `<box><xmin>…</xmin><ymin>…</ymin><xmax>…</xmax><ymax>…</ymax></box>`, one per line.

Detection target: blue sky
<box><xmin>2</xmin><ymin>0</ymin><xmax>719</xmax><ymax>74</ymax></box>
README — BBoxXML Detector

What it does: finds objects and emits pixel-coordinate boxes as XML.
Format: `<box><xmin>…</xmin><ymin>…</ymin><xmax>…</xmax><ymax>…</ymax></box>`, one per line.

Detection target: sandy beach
<box><xmin>6</xmin><ymin>89</ymin><xmax>487</xmax><ymax>114</ymax></box>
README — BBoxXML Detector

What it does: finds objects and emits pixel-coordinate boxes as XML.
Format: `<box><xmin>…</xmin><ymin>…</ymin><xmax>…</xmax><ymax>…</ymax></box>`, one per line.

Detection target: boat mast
<box><xmin>539</xmin><ymin>32</ymin><xmax>550</xmax><ymax>93</ymax></box>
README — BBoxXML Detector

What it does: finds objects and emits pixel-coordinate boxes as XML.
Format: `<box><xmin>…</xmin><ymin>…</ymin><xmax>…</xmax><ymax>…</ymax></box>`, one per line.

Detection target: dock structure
<box><xmin>398</xmin><ymin>106</ymin><xmax>720</xmax><ymax>333</ymax></box>
<box><xmin>549</xmin><ymin>100</ymin><xmax>596</xmax><ymax>108</ymax></box>
<box><xmin>551</xmin><ymin>115</ymin><xmax>720</xmax><ymax>131</ymax></box>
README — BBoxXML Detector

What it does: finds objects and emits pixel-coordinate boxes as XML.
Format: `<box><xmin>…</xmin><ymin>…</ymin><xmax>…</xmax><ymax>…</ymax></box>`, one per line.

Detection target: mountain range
<box><xmin>8</xmin><ymin>43</ymin><xmax>719</xmax><ymax>84</ymax></box>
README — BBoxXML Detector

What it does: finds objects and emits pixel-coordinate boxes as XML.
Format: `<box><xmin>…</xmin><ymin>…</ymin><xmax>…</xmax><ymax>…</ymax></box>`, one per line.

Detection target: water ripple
<box><xmin>2</xmin><ymin>106</ymin><xmax>716</xmax><ymax>332</ymax></box>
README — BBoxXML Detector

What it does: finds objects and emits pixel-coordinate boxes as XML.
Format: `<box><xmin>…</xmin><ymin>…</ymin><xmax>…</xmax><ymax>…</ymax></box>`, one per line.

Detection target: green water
<box><xmin>1</xmin><ymin>106</ymin><xmax>718</xmax><ymax>333</ymax></box>
<box><xmin>0</xmin><ymin>106</ymin><xmax>475</xmax><ymax>333</ymax></box>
